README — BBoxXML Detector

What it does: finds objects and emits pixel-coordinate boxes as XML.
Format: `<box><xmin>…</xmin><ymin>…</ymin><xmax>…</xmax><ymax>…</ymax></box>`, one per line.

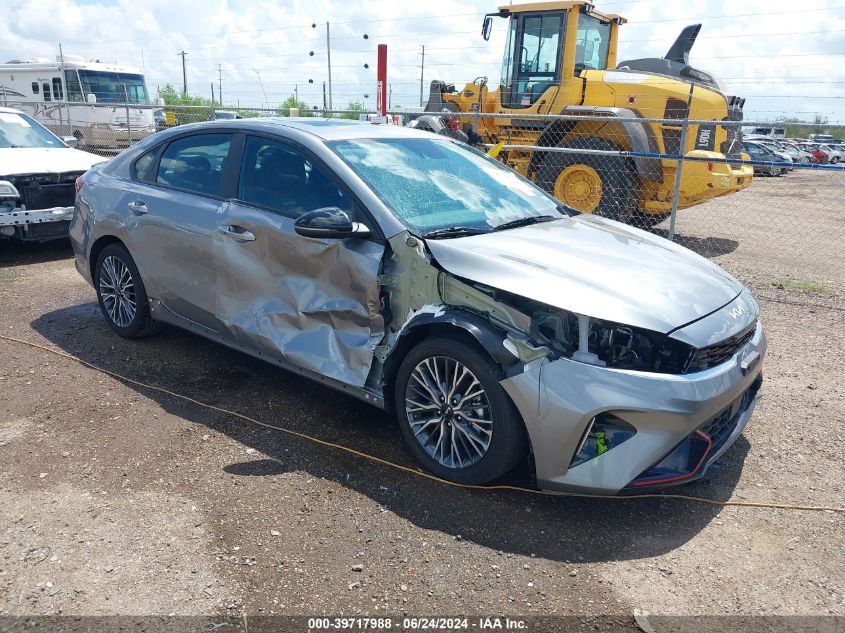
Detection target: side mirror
<box><xmin>294</xmin><ymin>207</ymin><xmax>371</xmax><ymax>239</ymax></box>
<box><xmin>482</xmin><ymin>16</ymin><xmax>493</xmax><ymax>41</ymax></box>
<box><xmin>62</xmin><ymin>136</ymin><xmax>78</xmax><ymax>148</ymax></box>
<box><xmin>86</xmin><ymin>93</ymin><xmax>97</xmax><ymax>104</ymax></box>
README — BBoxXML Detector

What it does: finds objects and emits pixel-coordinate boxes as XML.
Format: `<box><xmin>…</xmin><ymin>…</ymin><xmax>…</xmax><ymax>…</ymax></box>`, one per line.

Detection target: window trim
<box><xmin>231</xmin><ymin>132</ymin><xmax>385</xmax><ymax>242</ymax></box>
<box><xmin>132</xmin><ymin>130</ymin><xmax>239</xmax><ymax>200</ymax></box>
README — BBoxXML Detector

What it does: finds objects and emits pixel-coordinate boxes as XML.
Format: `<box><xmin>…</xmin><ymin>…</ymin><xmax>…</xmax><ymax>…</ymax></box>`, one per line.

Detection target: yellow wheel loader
<box><xmin>425</xmin><ymin>0</ymin><xmax>753</xmax><ymax>223</ymax></box>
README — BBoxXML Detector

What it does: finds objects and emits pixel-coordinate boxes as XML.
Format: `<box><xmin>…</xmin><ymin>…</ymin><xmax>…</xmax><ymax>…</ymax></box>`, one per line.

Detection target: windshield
<box><xmin>330</xmin><ymin>138</ymin><xmax>563</xmax><ymax>234</ymax></box>
<box><xmin>79</xmin><ymin>70</ymin><xmax>149</xmax><ymax>104</ymax></box>
<box><xmin>0</xmin><ymin>111</ymin><xmax>65</xmax><ymax>149</ymax></box>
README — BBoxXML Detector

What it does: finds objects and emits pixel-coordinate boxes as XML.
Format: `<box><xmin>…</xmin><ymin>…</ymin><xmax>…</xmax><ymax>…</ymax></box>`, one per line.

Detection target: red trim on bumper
<box><xmin>631</xmin><ymin>431</ymin><xmax>713</xmax><ymax>487</ymax></box>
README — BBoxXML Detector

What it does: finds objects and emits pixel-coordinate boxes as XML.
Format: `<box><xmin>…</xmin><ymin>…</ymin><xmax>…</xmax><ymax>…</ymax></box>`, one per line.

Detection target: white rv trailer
<box><xmin>0</xmin><ymin>56</ymin><xmax>156</xmax><ymax>149</ymax></box>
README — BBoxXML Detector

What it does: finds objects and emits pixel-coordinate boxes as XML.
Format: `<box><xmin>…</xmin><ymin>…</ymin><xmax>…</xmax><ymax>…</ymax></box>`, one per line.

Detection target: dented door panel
<box><xmin>214</xmin><ymin>201</ymin><xmax>385</xmax><ymax>388</ymax></box>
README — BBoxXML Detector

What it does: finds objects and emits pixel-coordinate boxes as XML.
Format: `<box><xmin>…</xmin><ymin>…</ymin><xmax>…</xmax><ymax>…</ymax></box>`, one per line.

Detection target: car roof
<box><xmin>177</xmin><ymin>117</ymin><xmax>435</xmax><ymax>142</ymax></box>
<box><xmin>0</xmin><ymin>106</ymin><xmax>25</xmax><ymax>114</ymax></box>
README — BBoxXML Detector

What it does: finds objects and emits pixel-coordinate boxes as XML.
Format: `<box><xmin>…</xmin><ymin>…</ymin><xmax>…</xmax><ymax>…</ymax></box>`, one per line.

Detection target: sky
<box><xmin>3</xmin><ymin>0</ymin><xmax>845</xmax><ymax>122</ymax></box>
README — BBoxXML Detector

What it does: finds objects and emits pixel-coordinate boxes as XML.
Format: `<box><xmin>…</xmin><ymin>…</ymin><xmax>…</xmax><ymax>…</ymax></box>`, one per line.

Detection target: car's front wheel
<box><xmin>94</xmin><ymin>243</ymin><xmax>160</xmax><ymax>338</ymax></box>
<box><xmin>394</xmin><ymin>337</ymin><xmax>526</xmax><ymax>484</ymax></box>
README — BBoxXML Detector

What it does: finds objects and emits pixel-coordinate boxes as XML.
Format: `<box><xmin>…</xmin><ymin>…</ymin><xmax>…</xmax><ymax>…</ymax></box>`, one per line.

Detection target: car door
<box><xmin>125</xmin><ymin>132</ymin><xmax>234</xmax><ymax>331</ymax></box>
<box><xmin>213</xmin><ymin>133</ymin><xmax>385</xmax><ymax>388</ymax></box>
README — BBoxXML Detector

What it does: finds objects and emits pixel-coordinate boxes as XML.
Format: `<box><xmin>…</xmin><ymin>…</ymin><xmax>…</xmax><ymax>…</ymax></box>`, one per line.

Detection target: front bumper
<box><xmin>501</xmin><ymin>321</ymin><xmax>766</xmax><ymax>495</ymax></box>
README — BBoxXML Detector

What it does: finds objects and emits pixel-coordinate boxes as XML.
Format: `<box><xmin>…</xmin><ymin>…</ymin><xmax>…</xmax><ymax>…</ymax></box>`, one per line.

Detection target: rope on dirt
<box><xmin>1</xmin><ymin>333</ymin><xmax>842</xmax><ymax>514</ymax></box>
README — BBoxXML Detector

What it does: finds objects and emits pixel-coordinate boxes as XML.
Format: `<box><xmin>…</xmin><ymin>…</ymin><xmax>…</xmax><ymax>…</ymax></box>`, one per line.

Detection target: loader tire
<box><xmin>536</xmin><ymin>138</ymin><xmax>638</xmax><ymax>223</ymax></box>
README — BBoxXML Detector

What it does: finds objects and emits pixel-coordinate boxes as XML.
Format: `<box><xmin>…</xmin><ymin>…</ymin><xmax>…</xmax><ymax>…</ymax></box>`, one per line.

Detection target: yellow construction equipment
<box><xmin>425</xmin><ymin>1</ymin><xmax>753</xmax><ymax>224</ymax></box>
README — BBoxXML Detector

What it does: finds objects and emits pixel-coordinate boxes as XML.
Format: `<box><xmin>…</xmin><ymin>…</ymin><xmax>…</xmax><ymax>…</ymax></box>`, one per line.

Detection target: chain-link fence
<box><xmin>4</xmin><ymin>99</ymin><xmax>842</xmax><ymax>307</ymax></box>
<box><xmin>458</xmin><ymin>111</ymin><xmax>845</xmax><ymax>304</ymax></box>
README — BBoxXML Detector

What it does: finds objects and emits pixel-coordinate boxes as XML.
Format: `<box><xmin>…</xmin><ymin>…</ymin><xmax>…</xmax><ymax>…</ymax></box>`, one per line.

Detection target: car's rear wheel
<box><xmin>394</xmin><ymin>337</ymin><xmax>526</xmax><ymax>484</ymax></box>
<box><xmin>94</xmin><ymin>243</ymin><xmax>160</xmax><ymax>338</ymax></box>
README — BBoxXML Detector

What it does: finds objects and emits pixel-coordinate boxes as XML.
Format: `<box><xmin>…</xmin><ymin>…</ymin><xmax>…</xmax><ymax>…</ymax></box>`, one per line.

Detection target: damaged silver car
<box><xmin>70</xmin><ymin>119</ymin><xmax>765</xmax><ymax>494</ymax></box>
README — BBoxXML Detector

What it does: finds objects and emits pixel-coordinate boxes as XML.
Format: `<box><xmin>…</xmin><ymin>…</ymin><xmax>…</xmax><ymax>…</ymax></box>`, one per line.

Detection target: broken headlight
<box><xmin>588</xmin><ymin>318</ymin><xmax>693</xmax><ymax>374</ymax></box>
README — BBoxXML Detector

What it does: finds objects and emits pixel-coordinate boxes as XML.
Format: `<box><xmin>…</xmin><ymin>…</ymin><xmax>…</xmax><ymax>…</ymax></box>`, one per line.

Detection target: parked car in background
<box><xmin>742</xmin><ymin>141</ymin><xmax>788</xmax><ymax>175</ymax></box>
<box><xmin>775</xmin><ymin>141</ymin><xmax>813</xmax><ymax>164</ymax></box>
<box><xmin>70</xmin><ymin>118</ymin><xmax>766</xmax><ymax>494</ymax></box>
<box><xmin>795</xmin><ymin>143</ymin><xmax>828</xmax><ymax>164</ymax></box>
<box><xmin>211</xmin><ymin>110</ymin><xmax>243</xmax><ymax>121</ymax></box>
<box><xmin>752</xmin><ymin>140</ymin><xmax>795</xmax><ymax>171</ymax></box>
<box><xmin>0</xmin><ymin>106</ymin><xmax>105</xmax><ymax>241</ymax></box>
<box><xmin>818</xmin><ymin>144</ymin><xmax>841</xmax><ymax>164</ymax></box>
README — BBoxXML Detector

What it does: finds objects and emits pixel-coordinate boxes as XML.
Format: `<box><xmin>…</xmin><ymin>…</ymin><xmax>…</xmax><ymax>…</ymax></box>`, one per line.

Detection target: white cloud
<box><xmin>2</xmin><ymin>0</ymin><xmax>843</xmax><ymax>120</ymax></box>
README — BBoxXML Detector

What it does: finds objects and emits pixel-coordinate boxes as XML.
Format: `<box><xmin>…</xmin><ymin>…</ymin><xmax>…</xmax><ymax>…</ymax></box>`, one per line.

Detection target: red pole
<box><xmin>377</xmin><ymin>44</ymin><xmax>387</xmax><ymax>117</ymax></box>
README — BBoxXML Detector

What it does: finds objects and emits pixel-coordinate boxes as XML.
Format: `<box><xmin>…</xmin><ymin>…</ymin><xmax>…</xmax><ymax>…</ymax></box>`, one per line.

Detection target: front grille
<box><xmin>700</xmin><ymin>405</ymin><xmax>735</xmax><ymax>450</ymax></box>
<box><xmin>699</xmin><ymin>378</ymin><xmax>759</xmax><ymax>451</ymax></box>
<box><xmin>687</xmin><ymin>324</ymin><xmax>756</xmax><ymax>373</ymax></box>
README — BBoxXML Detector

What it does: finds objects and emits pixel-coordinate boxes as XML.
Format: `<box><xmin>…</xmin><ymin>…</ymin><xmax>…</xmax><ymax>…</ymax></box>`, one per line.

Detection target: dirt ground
<box><xmin>0</xmin><ymin>170</ymin><xmax>843</xmax><ymax>631</ymax></box>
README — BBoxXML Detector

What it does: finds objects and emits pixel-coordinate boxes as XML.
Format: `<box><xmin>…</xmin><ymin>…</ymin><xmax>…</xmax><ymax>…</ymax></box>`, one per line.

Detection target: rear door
<box><xmin>213</xmin><ymin>133</ymin><xmax>384</xmax><ymax>387</ymax></box>
<box><xmin>125</xmin><ymin>132</ymin><xmax>234</xmax><ymax>330</ymax></box>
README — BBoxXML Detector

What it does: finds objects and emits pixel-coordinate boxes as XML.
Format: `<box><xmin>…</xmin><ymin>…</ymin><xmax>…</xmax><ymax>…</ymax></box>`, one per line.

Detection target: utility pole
<box><xmin>218</xmin><ymin>64</ymin><xmax>223</xmax><ymax>106</ymax></box>
<box><xmin>177</xmin><ymin>51</ymin><xmax>188</xmax><ymax>95</ymax></box>
<box><xmin>419</xmin><ymin>45</ymin><xmax>425</xmax><ymax>107</ymax></box>
<box><xmin>322</xmin><ymin>82</ymin><xmax>327</xmax><ymax>113</ymax></box>
<box><xmin>58</xmin><ymin>43</ymin><xmax>66</xmax><ymax>134</ymax></box>
<box><xmin>211</xmin><ymin>82</ymin><xmax>215</xmax><ymax>102</ymax></box>
<box><xmin>326</xmin><ymin>23</ymin><xmax>333</xmax><ymax>112</ymax></box>
<box><xmin>253</xmin><ymin>69</ymin><xmax>269</xmax><ymax>110</ymax></box>
<box><xmin>295</xmin><ymin>85</ymin><xmax>298</xmax><ymax>102</ymax></box>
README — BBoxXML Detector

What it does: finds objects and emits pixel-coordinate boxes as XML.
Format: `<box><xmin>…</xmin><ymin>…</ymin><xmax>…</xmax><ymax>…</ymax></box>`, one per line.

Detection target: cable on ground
<box><xmin>0</xmin><ymin>333</ymin><xmax>841</xmax><ymax>514</ymax></box>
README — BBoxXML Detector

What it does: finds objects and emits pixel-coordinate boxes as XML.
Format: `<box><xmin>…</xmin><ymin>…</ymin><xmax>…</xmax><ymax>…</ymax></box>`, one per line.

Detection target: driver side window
<box><xmin>238</xmin><ymin>136</ymin><xmax>352</xmax><ymax>218</ymax></box>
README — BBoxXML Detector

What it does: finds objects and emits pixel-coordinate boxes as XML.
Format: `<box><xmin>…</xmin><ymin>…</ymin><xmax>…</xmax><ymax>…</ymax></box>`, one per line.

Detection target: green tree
<box><xmin>156</xmin><ymin>83</ymin><xmax>217</xmax><ymax>124</ymax></box>
<box><xmin>339</xmin><ymin>100</ymin><xmax>364</xmax><ymax>120</ymax></box>
<box><xmin>277</xmin><ymin>96</ymin><xmax>313</xmax><ymax>117</ymax></box>
<box><xmin>156</xmin><ymin>83</ymin><xmax>217</xmax><ymax>107</ymax></box>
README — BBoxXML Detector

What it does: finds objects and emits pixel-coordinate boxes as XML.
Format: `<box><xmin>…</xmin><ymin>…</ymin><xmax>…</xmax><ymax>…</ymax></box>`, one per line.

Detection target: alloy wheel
<box><xmin>404</xmin><ymin>356</ymin><xmax>493</xmax><ymax>469</ymax></box>
<box><xmin>99</xmin><ymin>255</ymin><xmax>137</xmax><ymax>328</ymax></box>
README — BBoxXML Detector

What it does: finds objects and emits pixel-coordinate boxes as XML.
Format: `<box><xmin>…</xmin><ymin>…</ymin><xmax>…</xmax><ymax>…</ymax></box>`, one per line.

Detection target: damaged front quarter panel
<box><xmin>371</xmin><ymin>230</ymin><xmax>555</xmax><ymax>406</ymax></box>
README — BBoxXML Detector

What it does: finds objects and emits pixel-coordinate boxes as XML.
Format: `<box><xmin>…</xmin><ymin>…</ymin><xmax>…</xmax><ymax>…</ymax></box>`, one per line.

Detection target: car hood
<box><xmin>426</xmin><ymin>215</ymin><xmax>745</xmax><ymax>334</ymax></box>
<box><xmin>0</xmin><ymin>147</ymin><xmax>106</xmax><ymax>177</ymax></box>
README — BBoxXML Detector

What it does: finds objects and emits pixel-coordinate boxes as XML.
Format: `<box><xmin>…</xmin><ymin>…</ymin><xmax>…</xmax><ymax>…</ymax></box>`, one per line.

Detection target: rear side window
<box><xmin>156</xmin><ymin>133</ymin><xmax>232</xmax><ymax>196</ymax></box>
<box><xmin>134</xmin><ymin>149</ymin><xmax>158</xmax><ymax>182</ymax></box>
<box><xmin>43</xmin><ymin>83</ymin><xmax>51</xmax><ymax>101</ymax></box>
<box><xmin>31</xmin><ymin>82</ymin><xmax>39</xmax><ymax>94</ymax></box>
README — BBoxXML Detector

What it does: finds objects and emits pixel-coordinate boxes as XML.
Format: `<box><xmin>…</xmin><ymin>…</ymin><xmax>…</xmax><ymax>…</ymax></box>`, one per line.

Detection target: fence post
<box><xmin>122</xmin><ymin>85</ymin><xmax>132</xmax><ymax>147</ymax></box>
<box><xmin>667</xmin><ymin>117</ymin><xmax>689</xmax><ymax>241</ymax></box>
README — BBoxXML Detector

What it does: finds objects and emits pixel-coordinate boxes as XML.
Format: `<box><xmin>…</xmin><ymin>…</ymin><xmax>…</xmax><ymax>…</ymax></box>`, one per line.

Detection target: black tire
<box><xmin>393</xmin><ymin>336</ymin><xmax>526</xmax><ymax>485</ymax></box>
<box><xmin>94</xmin><ymin>243</ymin><xmax>161</xmax><ymax>338</ymax></box>
<box><xmin>536</xmin><ymin>137</ymin><xmax>638</xmax><ymax>222</ymax></box>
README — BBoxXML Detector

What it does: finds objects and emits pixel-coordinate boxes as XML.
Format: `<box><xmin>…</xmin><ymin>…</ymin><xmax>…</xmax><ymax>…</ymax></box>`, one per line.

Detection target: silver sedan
<box><xmin>70</xmin><ymin>119</ymin><xmax>765</xmax><ymax>494</ymax></box>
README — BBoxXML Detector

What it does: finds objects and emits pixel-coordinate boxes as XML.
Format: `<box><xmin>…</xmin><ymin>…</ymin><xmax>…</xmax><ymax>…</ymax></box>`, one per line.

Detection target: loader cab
<box><xmin>495</xmin><ymin>1</ymin><xmax>621</xmax><ymax>109</ymax></box>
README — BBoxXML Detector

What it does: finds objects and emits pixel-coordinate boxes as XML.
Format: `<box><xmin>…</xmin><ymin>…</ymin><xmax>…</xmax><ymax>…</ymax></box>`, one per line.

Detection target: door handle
<box><xmin>127</xmin><ymin>200</ymin><xmax>148</xmax><ymax>215</ymax></box>
<box><xmin>217</xmin><ymin>225</ymin><xmax>256</xmax><ymax>241</ymax></box>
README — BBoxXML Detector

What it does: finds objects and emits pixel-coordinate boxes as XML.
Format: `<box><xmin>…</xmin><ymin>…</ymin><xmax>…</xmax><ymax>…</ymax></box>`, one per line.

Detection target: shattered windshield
<box><xmin>329</xmin><ymin>138</ymin><xmax>563</xmax><ymax>234</ymax></box>
<box><xmin>0</xmin><ymin>111</ymin><xmax>65</xmax><ymax>148</ymax></box>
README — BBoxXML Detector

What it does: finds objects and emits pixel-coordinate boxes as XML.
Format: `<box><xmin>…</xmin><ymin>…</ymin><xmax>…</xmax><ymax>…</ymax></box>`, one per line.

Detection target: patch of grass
<box><xmin>773</xmin><ymin>278</ymin><xmax>827</xmax><ymax>293</ymax></box>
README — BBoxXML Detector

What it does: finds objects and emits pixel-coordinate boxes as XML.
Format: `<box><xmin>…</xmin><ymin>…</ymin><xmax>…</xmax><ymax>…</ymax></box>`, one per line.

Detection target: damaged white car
<box><xmin>70</xmin><ymin>119</ymin><xmax>765</xmax><ymax>494</ymax></box>
<box><xmin>0</xmin><ymin>107</ymin><xmax>105</xmax><ymax>242</ymax></box>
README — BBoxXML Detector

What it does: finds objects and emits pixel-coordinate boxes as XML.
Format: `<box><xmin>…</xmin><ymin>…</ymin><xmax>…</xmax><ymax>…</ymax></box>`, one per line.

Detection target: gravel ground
<box><xmin>0</xmin><ymin>170</ymin><xmax>843</xmax><ymax>631</ymax></box>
